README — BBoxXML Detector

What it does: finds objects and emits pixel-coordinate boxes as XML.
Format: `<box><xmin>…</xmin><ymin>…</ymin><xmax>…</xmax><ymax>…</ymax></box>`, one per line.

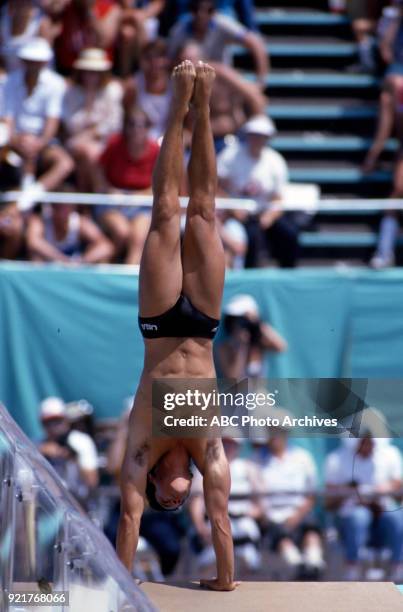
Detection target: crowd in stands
<box><xmin>35</xmin><ymin>391</ymin><xmax>403</xmax><ymax>583</ymax></box>
<box><xmin>1</xmin><ymin>1</ymin><xmax>403</xmax><ymax>268</ymax></box>
<box><xmin>31</xmin><ymin>288</ymin><xmax>403</xmax><ymax>583</ymax></box>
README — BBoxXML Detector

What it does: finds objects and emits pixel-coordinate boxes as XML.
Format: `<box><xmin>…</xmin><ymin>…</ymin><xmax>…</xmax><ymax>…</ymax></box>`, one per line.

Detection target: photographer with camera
<box><xmin>216</xmin><ymin>294</ymin><xmax>287</xmax><ymax>380</ymax></box>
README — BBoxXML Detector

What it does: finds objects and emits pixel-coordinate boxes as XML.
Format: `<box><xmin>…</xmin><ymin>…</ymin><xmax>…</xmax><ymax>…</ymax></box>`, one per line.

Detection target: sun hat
<box><xmin>40</xmin><ymin>397</ymin><xmax>66</xmax><ymax>421</ymax></box>
<box><xmin>73</xmin><ymin>48</ymin><xmax>112</xmax><ymax>72</ymax></box>
<box><xmin>242</xmin><ymin>114</ymin><xmax>276</xmax><ymax>138</ymax></box>
<box><xmin>224</xmin><ymin>294</ymin><xmax>260</xmax><ymax>318</ymax></box>
<box><xmin>17</xmin><ymin>38</ymin><xmax>53</xmax><ymax>63</ymax></box>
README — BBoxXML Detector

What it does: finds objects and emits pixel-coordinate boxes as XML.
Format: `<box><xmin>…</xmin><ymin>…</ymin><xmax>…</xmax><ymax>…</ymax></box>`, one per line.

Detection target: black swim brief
<box><xmin>138</xmin><ymin>294</ymin><xmax>220</xmax><ymax>339</ymax></box>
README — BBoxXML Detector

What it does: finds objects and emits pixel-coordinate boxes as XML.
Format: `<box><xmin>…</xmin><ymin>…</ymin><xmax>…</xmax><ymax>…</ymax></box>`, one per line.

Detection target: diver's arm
<box><xmin>116</xmin><ymin>439</ymin><xmax>149</xmax><ymax>572</ymax></box>
<box><xmin>201</xmin><ymin>439</ymin><xmax>239</xmax><ymax>591</ymax></box>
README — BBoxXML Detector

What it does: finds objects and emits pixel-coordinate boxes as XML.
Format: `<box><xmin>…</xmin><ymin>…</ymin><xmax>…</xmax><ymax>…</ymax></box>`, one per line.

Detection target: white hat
<box><xmin>73</xmin><ymin>48</ymin><xmax>112</xmax><ymax>71</ymax></box>
<box><xmin>243</xmin><ymin>114</ymin><xmax>276</xmax><ymax>137</ymax></box>
<box><xmin>40</xmin><ymin>397</ymin><xmax>66</xmax><ymax>420</ymax></box>
<box><xmin>18</xmin><ymin>38</ymin><xmax>53</xmax><ymax>63</ymax></box>
<box><xmin>224</xmin><ymin>294</ymin><xmax>260</xmax><ymax>317</ymax></box>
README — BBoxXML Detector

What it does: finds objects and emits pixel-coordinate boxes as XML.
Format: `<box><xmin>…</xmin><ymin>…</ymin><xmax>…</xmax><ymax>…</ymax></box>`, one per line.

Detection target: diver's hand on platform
<box><xmin>199</xmin><ymin>579</ymin><xmax>240</xmax><ymax>591</ymax></box>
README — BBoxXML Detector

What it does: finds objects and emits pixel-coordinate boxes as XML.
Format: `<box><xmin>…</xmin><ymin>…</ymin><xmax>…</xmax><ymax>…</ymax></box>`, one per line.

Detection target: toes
<box><xmin>173</xmin><ymin>60</ymin><xmax>196</xmax><ymax>77</ymax></box>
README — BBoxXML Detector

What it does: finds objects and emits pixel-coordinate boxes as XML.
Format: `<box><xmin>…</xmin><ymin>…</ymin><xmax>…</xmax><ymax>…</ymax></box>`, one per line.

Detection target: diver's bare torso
<box><xmin>126</xmin><ymin>336</ymin><xmax>219</xmax><ymax>474</ymax></box>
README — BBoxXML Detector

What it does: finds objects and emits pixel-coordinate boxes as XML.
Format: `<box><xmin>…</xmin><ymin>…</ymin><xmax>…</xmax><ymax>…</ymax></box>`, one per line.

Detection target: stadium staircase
<box><xmin>233</xmin><ymin>0</ymin><xmax>399</xmax><ymax>265</ymax></box>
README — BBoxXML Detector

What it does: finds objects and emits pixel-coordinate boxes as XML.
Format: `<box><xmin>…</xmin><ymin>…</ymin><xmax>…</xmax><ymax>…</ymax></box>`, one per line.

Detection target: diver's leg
<box><xmin>182</xmin><ymin>62</ymin><xmax>225</xmax><ymax>319</ymax></box>
<box><xmin>139</xmin><ymin>60</ymin><xmax>195</xmax><ymax>316</ymax></box>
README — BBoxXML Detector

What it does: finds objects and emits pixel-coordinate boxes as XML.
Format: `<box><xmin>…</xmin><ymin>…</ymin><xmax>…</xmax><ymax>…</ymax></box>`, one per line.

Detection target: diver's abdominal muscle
<box><xmin>143</xmin><ymin>338</ymin><xmax>216</xmax><ymax>378</ymax></box>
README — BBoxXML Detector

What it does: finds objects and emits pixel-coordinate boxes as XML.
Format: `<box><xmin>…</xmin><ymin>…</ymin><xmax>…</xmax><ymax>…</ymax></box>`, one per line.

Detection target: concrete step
<box><xmin>256</xmin><ymin>9</ymin><xmax>350</xmax><ymax>28</ymax></box>
<box><xmin>289</xmin><ymin>166</ymin><xmax>391</xmax><ymax>184</ymax></box>
<box><xmin>233</xmin><ymin>39</ymin><xmax>357</xmax><ymax>70</ymax></box>
<box><xmin>299</xmin><ymin>231</ymin><xmax>391</xmax><ymax>248</ymax></box>
<box><xmin>244</xmin><ymin>71</ymin><xmax>379</xmax><ymax>99</ymax></box>
<box><xmin>272</xmin><ymin>135</ymin><xmax>398</xmax><ymax>153</ymax></box>
<box><xmin>268</xmin><ymin>101</ymin><xmax>376</xmax><ymax>120</ymax></box>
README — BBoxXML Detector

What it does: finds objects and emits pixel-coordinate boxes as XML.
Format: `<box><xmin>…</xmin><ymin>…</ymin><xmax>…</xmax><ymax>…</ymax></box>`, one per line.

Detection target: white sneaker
<box><xmin>237</xmin><ymin>543</ymin><xmax>261</xmax><ymax>571</ymax></box>
<box><xmin>302</xmin><ymin>544</ymin><xmax>325</xmax><ymax>569</ymax></box>
<box><xmin>369</xmin><ymin>254</ymin><xmax>395</xmax><ymax>269</ymax></box>
<box><xmin>281</xmin><ymin>543</ymin><xmax>302</xmax><ymax>567</ymax></box>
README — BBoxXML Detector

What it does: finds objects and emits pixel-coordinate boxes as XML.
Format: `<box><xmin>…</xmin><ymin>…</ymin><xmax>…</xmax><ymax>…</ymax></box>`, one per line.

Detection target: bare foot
<box><xmin>193</xmin><ymin>61</ymin><xmax>216</xmax><ymax>109</ymax></box>
<box><xmin>171</xmin><ymin>60</ymin><xmax>196</xmax><ymax>114</ymax></box>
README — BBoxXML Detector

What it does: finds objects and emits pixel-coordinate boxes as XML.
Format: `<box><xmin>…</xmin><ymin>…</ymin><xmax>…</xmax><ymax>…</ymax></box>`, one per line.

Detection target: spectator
<box><xmin>54</xmin><ymin>0</ymin><xmax>122</xmax><ymax>75</ymax></box>
<box><xmin>255</xmin><ymin>415</ymin><xmax>325</xmax><ymax>580</ymax></box>
<box><xmin>369</xmin><ymin>207</ymin><xmax>402</xmax><ymax>268</ymax></box>
<box><xmin>1</xmin><ymin>38</ymin><xmax>73</xmax><ymax>210</ymax></box>
<box><xmin>62</xmin><ymin>47</ymin><xmax>123</xmax><ymax>192</ymax></box>
<box><xmin>139</xmin><ymin>510</ymin><xmax>187</xmax><ymax>577</ymax></box>
<box><xmin>0</xmin><ymin>0</ymin><xmax>45</xmax><ymax>72</ymax></box>
<box><xmin>363</xmin><ymin>2</ymin><xmax>403</xmax><ymax>173</ymax></box>
<box><xmin>65</xmin><ymin>399</ymin><xmax>97</xmax><ymax>439</ymax></box>
<box><xmin>363</xmin><ymin>3</ymin><xmax>403</xmax><ymax>268</ymax></box>
<box><xmin>38</xmin><ymin>1</ymin><xmax>71</xmax><ymax>47</ymax></box>
<box><xmin>116</xmin><ymin>1</ymin><xmax>166</xmax><ymax>77</ymax></box>
<box><xmin>124</xmin><ymin>38</ymin><xmax>172</xmax><ymax>140</ymax></box>
<box><xmin>92</xmin><ymin>106</ymin><xmax>159</xmax><ymax>264</ymax></box>
<box><xmin>26</xmin><ymin>193</ymin><xmax>114</xmax><ymax>264</ymax></box>
<box><xmin>216</xmin><ymin>294</ymin><xmax>287</xmax><ymax>379</ymax></box>
<box><xmin>217</xmin><ymin>115</ymin><xmax>300</xmax><ymax>268</ymax></box>
<box><xmin>160</xmin><ymin>0</ymin><xmax>257</xmax><ymax>37</ymax></box>
<box><xmin>176</xmin><ymin>41</ymin><xmax>266</xmax><ymax>152</ymax></box>
<box><xmin>167</xmin><ymin>0</ymin><xmax>269</xmax><ymax>88</ymax></box>
<box><xmin>218</xmin><ymin>208</ymin><xmax>248</xmax><ymax>269</ymax></box>
<box><xmin>346</xmin><ymin>0</ymin><xmax>384</xmax><ymax>73</ymax></box>
<box><xmin>189</xmin><ymin>437</ymin><xmax>262</xmax><ymax>575</ymax></box>
<box><xmin>215</xmin><ymin>0</ymin><xmax>258</xmax><ymax>31</ymax></box>
<box><xmin>38</xmin><ymin>397</ymin><xmax>99</xmax><ymax>492</ymax></box>
<box><xmin>325</xmin><ymin>435</ymin><xmax>403</xmax><ymax>581</ymax></box>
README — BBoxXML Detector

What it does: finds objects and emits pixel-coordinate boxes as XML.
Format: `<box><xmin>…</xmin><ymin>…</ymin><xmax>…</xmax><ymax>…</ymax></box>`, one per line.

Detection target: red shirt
<box><xmin>101</xmin><ymin>134</ymin><xmax>160</xmax><ymax>190</ymax></box>
<box><xmin>55</xmin><ymin>0</ymin><xmax>116</xmax><ymax>74</ymax></box>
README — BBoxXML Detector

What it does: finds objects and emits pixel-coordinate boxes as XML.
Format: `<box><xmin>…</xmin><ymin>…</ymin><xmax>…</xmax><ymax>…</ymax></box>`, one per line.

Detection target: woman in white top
<box><xmin>62</xmin><ymin>48</ymin><xmax>123</xmax><ymax>192</ymax></box>
<box><xmin>124</xmin><ymin>38</ymin><xmax>172</xmax><ymax>140</ymax></box>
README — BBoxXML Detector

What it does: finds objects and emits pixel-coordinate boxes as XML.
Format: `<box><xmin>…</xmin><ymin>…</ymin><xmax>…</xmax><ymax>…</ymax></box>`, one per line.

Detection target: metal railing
<box><xmin>2</xmin><ymin>187</ymin><xmax>403</xmax><ymax>213</ymax></box>
<box><xmin>0</xmin><ymin>404</ymin><xmax>155</xmax><ymax>612</ymax></box>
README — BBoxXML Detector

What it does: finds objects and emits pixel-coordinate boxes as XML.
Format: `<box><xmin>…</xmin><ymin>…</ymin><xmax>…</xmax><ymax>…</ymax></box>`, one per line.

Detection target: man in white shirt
<box><xmin>217</xmin><ymin>114</ymin><xmax>300</xmax><ymax>268</ymax></box>
<box><xmin>325</xmin><ymin>436</ymin><xmax>403</xmax><ymax>581</ymax></box>
<box><xmin>2</xmin><ymin>38</ymin><xmax>73</xmax><ymax>210</ymax></box>
<box><xmin>254</xmin><ymin>413</ymin><xmax>324</xmax><ymax>579</ymax></box>
<box><xmin>167</xmin><ymin>0</ymin><xmax>268</xmax><ymax>86</ymax></box>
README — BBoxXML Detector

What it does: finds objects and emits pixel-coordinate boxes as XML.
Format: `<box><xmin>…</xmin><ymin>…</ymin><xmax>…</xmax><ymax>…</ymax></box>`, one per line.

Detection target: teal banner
<box><xmin>1</xmin><ymin>263</ymin><xmax>403</xmax><ymax>441</ymax></box>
